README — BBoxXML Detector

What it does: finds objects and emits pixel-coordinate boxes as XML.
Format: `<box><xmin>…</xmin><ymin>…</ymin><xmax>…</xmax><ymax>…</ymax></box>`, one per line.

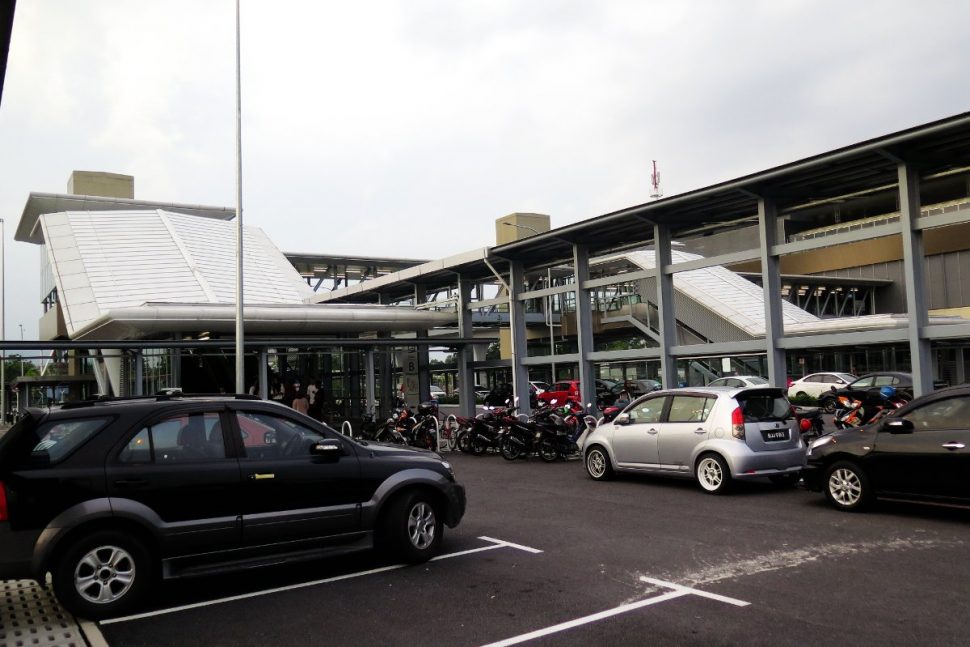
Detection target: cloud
<box><xmin>1</xmin><ymin>0</ymin><xmax>970</xmax><ymax>341</ymax></box>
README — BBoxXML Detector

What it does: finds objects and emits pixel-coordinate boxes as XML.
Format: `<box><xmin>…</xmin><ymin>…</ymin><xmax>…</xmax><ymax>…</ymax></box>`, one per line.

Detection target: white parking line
<box><xmin>100</xmin><ymin>536</ymin><xmax>541</xmax><ymax>626</ymax></box>
<box><xmin>479</xmin><ymin>577</ymin><xmax>749</xmax><ymax>647</ymax></box>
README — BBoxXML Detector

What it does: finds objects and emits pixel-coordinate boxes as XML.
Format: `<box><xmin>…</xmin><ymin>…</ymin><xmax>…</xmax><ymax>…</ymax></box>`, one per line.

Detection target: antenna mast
<box><xmin>650</xmin><ymin>160</ymin><xmax>662</xmax><ymax>199</ymax></box>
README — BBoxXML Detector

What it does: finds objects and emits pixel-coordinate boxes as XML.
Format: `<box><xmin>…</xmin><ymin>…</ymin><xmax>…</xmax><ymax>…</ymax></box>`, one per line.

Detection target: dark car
<box><xmin>802</xmin><ymin>384</ymin><xmax>970</xmax><ymax>511</ymax></box>
<box><xmin>0</xmin><ymin>394</ymin><xmax>465</xmax><ymax>618</ymax></box>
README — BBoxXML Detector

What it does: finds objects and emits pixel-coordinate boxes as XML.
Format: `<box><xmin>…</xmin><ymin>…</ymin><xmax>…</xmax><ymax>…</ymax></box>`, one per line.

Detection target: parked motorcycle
<box><xmin>833</xmin><ymin>386</ymin><xmax>908</xmax><ymax>429</ymax></box>
<box><xmin>792</xmin><ymin>405</ymin><xmax>825</xmax><ymax>443</ymax></box>
<box><xmin>537</xmin><ymin>401</ymin><xmax>597</xmax><ymax>461</ymax></box>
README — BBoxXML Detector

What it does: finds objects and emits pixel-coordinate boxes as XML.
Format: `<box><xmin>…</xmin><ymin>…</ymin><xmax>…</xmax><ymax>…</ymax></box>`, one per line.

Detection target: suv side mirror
<box><xmin>883</xmin><ymin>418</ymin><xmax>914</xmax><ymax>434</ymax></box>
<box><xmin>312</xmin><ymin>438</ymin><xmax>344</xmax><ymax>458</ymax></box>
<box><xmin>614</xmin><ymin>413</ymin><xmax>631</xmax><ymax>425</ymax></box>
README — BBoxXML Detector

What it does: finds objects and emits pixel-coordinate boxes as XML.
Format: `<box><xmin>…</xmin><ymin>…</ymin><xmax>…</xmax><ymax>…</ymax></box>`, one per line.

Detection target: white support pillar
<box><xmin>758</xmin><ymin>198</ymin><xmax>786</xmax><ymax>387</ymax></box>
<box><xmin>573</xmin><ymin>244</ymin><xmax>596</xmax><ymax>409</ymax></box>
<box><xmin>509</xmin><ymin>260</ymin><xmax>531</xmax><ymax>415</ymax></box>
<box><xmin>654</xmin><ymin>224</ymin><xmax>678</xmax><ymax>388</ymax></box>
<box><xmin>898</xmin><ymin>162</ymin><xmax>933</xmax><ymax>396</ymax></box>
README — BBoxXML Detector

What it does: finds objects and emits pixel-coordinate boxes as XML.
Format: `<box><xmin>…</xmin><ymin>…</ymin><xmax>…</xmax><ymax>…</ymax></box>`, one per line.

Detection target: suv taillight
<box><xmin>0</xmin><ymin>481</ymin><xmax>8</xmax><ymax>522</ymax></box>
<box><xmin>731</xmin><ymin>407</ymin><xmax>745</xmax><ymax>440</ymax></box>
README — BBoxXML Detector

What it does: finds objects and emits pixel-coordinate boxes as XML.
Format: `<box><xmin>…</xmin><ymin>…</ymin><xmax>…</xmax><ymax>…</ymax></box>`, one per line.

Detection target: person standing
<box><xmin>307</xmin><ymin>379</ymin><xmax>320</xmax><ymax>406</ymax></box>
<box><xmin>292</xmin><ymin>388</ymin><xmax>310</xmax><ymax>415</ymax></box>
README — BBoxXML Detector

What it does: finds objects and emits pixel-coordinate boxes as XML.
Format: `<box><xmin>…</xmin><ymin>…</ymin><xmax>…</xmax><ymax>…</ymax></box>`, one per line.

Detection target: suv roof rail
<box><xmin>59</xmin><ymin>393</ymin><xmax>260</xmax><ymax>409</ymax></box>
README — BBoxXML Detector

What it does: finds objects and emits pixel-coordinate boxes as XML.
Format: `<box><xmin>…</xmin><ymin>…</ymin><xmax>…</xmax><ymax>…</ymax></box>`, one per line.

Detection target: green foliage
<box><xmin>788</xmin><ymin>393</ymin><xmax>818</xmax><ymax>406</ymax></box>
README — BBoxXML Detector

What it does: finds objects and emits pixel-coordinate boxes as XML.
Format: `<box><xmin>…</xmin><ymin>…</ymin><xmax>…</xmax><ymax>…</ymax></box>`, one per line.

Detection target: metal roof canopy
<box><xmin>320</xmin><ymin>111</ymin><xmax>970</xmax><ymax>304</ymax></box>
<box><xmin>0</xmin><ymin>337</ymin><xmax>491</xmax><ymax>351</ymax></box>
<box><xmin>490</xmin><ymin>111</ymin><xmax>970</xmax><ymax>268</ymax></box>
<box><xmin>16</xmin><ymin>193</ymin><xmax>236</xmax><ymax>244</ymax></box>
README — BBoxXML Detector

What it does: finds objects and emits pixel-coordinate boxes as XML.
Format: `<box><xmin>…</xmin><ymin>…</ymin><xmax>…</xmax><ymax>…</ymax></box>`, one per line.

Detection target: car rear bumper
<box><xmin>0</xmin><ymin>523</ymin><xmax>40</xmax><ymax>580</ymax></box>
<box><xmin>726</xmin><ymin>446</ymin><xmax>807</xmax><ymax>480</ymax></box>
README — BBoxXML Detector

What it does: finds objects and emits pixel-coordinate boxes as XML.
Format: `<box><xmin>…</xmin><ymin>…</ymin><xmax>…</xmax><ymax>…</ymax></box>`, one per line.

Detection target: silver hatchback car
<box><xmin>583</xmin><ymin>387</ymin><xmax>806</xmax><ymax>493</ymax></box>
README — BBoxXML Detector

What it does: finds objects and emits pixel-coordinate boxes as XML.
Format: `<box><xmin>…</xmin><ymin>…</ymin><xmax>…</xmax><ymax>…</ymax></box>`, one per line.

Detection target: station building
<box><xmin>13</xmin><ymin>112</ymin><xmax>970</xmax><ymax>419</ymax></box>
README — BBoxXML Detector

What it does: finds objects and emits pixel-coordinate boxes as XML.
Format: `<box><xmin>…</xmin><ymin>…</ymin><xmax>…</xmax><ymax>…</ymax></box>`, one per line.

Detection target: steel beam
<box><xmin>899</xmin><ymin>162</ymin><xmax>932</xmax><ymax>396</ymax></box>
<box><xmin>654</xmin><ymin>224</ymin><xmax>678</xmax><ymax>388</ymax></box>
<box><xmin>759</xmin><ymin>198</ymin><xmax>786</xmax><ymax>386</ymax></box>
<box><xmin>509</xmin><ymin>261</ymin><xmax>531</xmax><ymax>415</ymax></box>
<box><xmin>456</xmin><ymin>274</ymin><xmax>475</xmax><ymax>416</ymax></box>
<box><xmin>573</xmin><ymin>244</ymin><xmax>596</xmax><ymax>408</ymax></box>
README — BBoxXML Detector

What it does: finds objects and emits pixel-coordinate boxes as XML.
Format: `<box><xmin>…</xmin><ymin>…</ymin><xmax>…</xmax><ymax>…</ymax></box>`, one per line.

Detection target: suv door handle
<box><xmin>942</xmin><ymin>442</ymin><xmax>966</xmax><ymax>450</ymax></box>
<box><xmin>113</xmin><ymin>479</ymin><xmax>148</xmax><ymax>488</ymax></box>
<box><xmin>647</xmin><ymin>429</ymin><xmax>658</xmax><ymax>435</ymax></box>
<box><xmin>250</xmin><ymin>473</ymin><xmax>276</xmax><ymax>480</ymax></box>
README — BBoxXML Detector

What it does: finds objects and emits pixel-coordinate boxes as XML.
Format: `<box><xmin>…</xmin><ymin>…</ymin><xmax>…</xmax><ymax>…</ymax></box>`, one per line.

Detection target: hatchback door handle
<box><xmin>942</xmin><ymin>442</ymin><xmax>966</xmax><ymax>450</ymax></box>
<box><xmin>647</xmin><ymin>429</ymin><xmax>658</xmax><ymax>435</ymax></box>
<box><xmin>694</xmin><ymin>429</ymin><xmax>706</xmax><ymax>434</ymax></box>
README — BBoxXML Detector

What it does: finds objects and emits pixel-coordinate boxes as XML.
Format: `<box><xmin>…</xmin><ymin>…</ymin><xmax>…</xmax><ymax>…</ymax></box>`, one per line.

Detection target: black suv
<box><xmin>0</xmin><ymin>395</ymin><xmax>465</xmax><ymax>618</ymax></box>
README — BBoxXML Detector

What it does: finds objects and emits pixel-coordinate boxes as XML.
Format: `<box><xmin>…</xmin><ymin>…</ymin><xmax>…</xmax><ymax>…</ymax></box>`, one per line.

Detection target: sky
<box><xmin>2</xmin><ymin>0</ymin><xmax>970</xmax><ymax>342</ymax></box>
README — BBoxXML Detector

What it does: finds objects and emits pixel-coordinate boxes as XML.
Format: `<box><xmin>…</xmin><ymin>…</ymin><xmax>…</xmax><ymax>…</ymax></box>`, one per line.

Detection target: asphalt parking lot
<box><xmin>60</xmin><ymin>449</ymin><xmax>967</xmax><ymax>647</ymax></box>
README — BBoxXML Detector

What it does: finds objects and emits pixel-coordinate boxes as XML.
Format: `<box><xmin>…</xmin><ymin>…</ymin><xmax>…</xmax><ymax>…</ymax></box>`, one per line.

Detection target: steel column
<box><xmin>456</xmin><ymin>275</ymin><xmax>475</xmax><ymax>417</ymax></box>
<box><xmin>899</xmin><ymin>162</ymin><xmax>932</xmax><ymax>396</ymax></box>
<box><xmin>134</xmin><ymin>351</ymin><xmax>144</xmax><ymax>396</ymax></box>
<box><xmin>653</xmin><ymin>224</ymin><xmax>678</xmax><ymax>388</ymax></box>
<box><xmin>414</xmin><ymin>285</ymin><xmax>431</xmax><ymax>401</ymax></box>
<box><xmin>758</xmin><ymin>198</ymin><xmax>786</xmax><ymax>386</ymax></box>
<box><xmin>509</xmin><ymin>261</ymin><xmax>531</xmax><ymax>415</ymax></box>
<box><xmin>573</xmin><ymin>244</ymin><xmax>596</xmax><ymax>409</ymax></box>
<box><xmin>258</xmin><ymin>349</ymin><xmax>269</xmax><ymax>399</ymax></box>
<box><xmin>365</xmin><ymin>347</ymin><xmax>376</xmax><ymax>416</ymax></box>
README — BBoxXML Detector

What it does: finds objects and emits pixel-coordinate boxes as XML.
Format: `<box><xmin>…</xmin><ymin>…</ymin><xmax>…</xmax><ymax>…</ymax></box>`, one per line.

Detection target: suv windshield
<box><xmin>736</xmin><ymin>390</ymin><xmax>791</xmax><ymax>421</ymax></box>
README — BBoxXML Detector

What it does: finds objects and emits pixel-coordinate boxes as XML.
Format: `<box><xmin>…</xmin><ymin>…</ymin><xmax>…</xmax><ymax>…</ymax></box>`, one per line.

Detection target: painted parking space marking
<box><xmin>100</xmin><ymin>536</ymin><xmax>542</xmax><ymax>626</ymax></box>
<box><xmin>479</xmin><ymin>577</ymin><xmax>749</xmax><ymax>647</ymax></box>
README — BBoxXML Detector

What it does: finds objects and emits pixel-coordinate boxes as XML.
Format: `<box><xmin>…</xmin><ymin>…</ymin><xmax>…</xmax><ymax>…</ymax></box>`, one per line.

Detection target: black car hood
<box><xmin>355</xmin><ymin>440</ymin><xmax>440</xmax><ymax>460</ymax></box>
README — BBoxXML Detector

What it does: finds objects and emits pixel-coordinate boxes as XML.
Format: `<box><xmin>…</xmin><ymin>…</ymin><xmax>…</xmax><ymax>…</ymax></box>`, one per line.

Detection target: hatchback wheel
<box><xmin>824</xmin><ymin>461</ymin><xmax>871</xmax><ymax>511</ymax></box>
<box><xmin>379</xmin><ymin>491</ymin><xmax>443</xmax><ymax>563</ymax></box>
<box><xmin>585</xmin><ymin>446</ymin><xmax>614</xmax><ymax>481</ymax></box>
<box><xmin>52</xmin><ymin>530</ymin><xmax>154</xmax><ymax>619</ymax></box>
<box><xmin>820</xmin><ymin>396</ymin><xmax>837</xmax><ymax>414</ymax></box>
<box><xmin>695</xmin><ymin>453</ymin><xmax>731</xmax><ymax>494</ymax></box>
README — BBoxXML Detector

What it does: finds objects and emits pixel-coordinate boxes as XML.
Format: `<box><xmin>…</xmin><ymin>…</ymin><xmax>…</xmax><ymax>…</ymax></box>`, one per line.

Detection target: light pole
<box><xmin>18</xmin><ymin>324</ymin><xmax>24</xmax><ymax>377</ymax></box>
<box><xmin>234</xmin><ymin>0</ymin><xmax>245</xmax><ymax>394</ymax></box>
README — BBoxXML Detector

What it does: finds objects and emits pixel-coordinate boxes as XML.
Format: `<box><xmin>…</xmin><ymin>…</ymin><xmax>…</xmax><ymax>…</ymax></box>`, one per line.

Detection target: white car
<box><xmin>429</xmin><ymin>385</ymin><xmax>446</xmax><ymax>400</ymax></box>
<box><xmin>707</xmin><ymin>375</ymin><xmax>768</xmax><ymax>388</ymax></box>
<box><xmin>787</xmin><ymin>372</ymin><xmax>856</xmax><ymax>399</ymax></box>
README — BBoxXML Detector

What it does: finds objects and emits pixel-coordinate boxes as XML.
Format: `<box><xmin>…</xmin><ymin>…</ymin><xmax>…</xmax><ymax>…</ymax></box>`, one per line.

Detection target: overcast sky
<box><xmin>2</xmin><ymin>0</ymin><xmax>970</xmax><ymax>341</ymax></box>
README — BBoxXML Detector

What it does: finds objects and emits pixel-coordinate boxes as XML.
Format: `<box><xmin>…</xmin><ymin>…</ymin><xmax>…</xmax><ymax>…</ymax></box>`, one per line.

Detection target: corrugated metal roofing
<box><xmin>41</xmin><ymin>209</ymin><xmax>314</xmax><ymax>337</ymax></box>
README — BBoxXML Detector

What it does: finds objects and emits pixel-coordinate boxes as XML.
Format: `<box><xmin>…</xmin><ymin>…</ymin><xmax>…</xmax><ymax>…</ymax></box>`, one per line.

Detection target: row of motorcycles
<box><xmin>347</xmin><ymin>385</ymin><xmax>909</xmax><ymax>454</ymax></box>
<box><xmin>450</xmin><ymin>398</ymin><xmax>599</xmax><ymax>462</ymax></box>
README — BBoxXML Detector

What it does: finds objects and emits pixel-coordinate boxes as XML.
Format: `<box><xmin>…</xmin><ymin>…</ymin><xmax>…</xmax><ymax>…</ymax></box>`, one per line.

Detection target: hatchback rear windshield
<box><xmin>735</xmin><ymin>390</ymin><xmax>790</xmax><ymax>421</ymax></box>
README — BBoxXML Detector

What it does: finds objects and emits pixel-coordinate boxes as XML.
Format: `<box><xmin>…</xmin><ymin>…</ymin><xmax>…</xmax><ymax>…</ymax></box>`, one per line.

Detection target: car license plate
<box><xmin>762</xmin><ymin>429</ymin><xmax>788</xmax><ymax>442</ymax></box>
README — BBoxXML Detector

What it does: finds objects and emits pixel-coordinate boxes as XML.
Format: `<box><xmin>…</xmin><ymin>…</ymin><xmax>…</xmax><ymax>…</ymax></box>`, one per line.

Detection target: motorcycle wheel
<box><xmin>538</xmin><ymin>439</ymin><xmax>558</xmax><ymax>463</ymax></box>
<box><xmin>471</xmin><ymin>435</ymin><xmax>489</xmax><ymax>456</ymax></box>
<box><xmin>500</xmin><ymin>436</ymin><xmax>523</xmax><ymax>461</ymax></box>
<box><xmin>456</xmin><ymin>429</ymin><xmax>472</xmax><ymax>453</ymax></box>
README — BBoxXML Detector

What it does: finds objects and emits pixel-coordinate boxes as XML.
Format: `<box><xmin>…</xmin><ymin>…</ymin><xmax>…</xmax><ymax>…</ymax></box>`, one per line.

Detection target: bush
<box><xmin>788</xmin><ymin>393</ymin><xmax>818</xmax><ymax>407</ymax></box>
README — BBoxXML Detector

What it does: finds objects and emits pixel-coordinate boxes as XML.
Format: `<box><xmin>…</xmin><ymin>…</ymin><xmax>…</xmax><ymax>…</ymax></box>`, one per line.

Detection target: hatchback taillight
<box><xmin>0</xmin><ymin>481</ymin><xmax>8</xmax><ymax>522</ymax></box>
<box><xmin>731</xmin><ymin>407</ymin><xmax>745</xmax><ymax>440</ymax></box>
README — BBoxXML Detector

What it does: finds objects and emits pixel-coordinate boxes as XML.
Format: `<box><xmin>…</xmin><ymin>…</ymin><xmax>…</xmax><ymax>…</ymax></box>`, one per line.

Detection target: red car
<box><xmin>538</xmin><ymin>380</ymin><xmax>581</xmax><ymax>404</ymax></box>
